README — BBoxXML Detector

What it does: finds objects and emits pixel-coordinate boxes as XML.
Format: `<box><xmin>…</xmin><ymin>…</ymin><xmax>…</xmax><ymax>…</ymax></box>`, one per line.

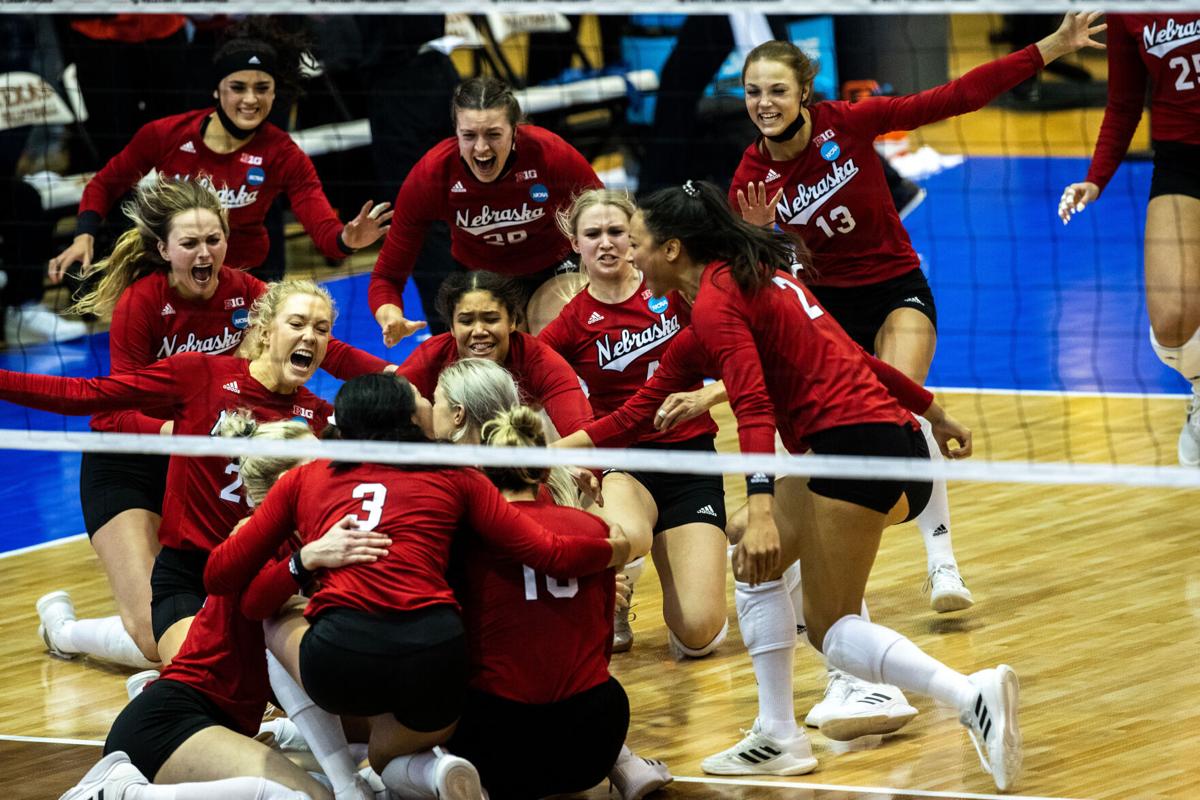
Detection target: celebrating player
<box><xmin>1058</xmin><ymin>13</ymin><xmax>1200</xmax><ymax>465</ymax></box>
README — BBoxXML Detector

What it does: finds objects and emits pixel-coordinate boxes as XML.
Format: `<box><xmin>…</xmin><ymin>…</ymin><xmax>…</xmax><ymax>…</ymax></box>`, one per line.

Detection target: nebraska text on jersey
<box><xmin>778</xmin><ymin>158</ymin><xmax>860</xmax><ymax>225</ymax></box>
<box><xmin>1143</xmin><ymin>17</ymin><xmax>1200</xmax><ymax>56</ymax></box>
<box><xmin>455</xmin><ymin>204</ymin><xmax>545</xmax><ymax>235</ymax></box>
<box><xmin>158</xmin><ymin>328</ymin><xmax>243</xmax><ymax>358</ymax></box>
<box><xmin>595</xmin><ymin>314</ymin><xmax>681</xmax><ymax>372</ymax></box>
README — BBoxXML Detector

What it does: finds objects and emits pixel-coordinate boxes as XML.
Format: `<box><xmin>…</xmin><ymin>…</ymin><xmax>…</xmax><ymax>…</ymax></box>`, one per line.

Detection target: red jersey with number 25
<box><xmin>539</xmin><ymin>280</ymin><xmax>716</xmax><ymax>444</ymax></box>
<box><xmin>730</xmin><ymin>45</ymin><xmax>1044</xmax><ymax>288</ymax></box>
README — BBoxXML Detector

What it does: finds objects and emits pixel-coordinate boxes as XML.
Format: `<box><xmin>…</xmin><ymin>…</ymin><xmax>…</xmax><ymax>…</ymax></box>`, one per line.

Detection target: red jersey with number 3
<box><xmin>368</xmin><ymin>125</ymin><xmax>602</xmax><ymax>314</ymax></box>
<box><xmin>729</xmin><ymin>45</ymin><xmax>1044</xmax><ymax>288</ymax></box>
<box><xmin>95</xmin><ymin>269</ymin><xmax>387</xmax><ymax>435</ymax></box>
<box><xmin>0</xmin><ymin>353</ymin><xmax>332</xmax><ymax>551</ymax></box>
<box><xmin>203</xmin><ymin>463</ymin><xmax>614</xmax><ymax>621</ymax></box>
<box><xmin>459</xmin><ymin>500</ymin><xmax>614</xmax><ymax>704</ymax></box>
<box><xmin>539</xmin><ymin>280</ymin><xmax>716</xmax><ymax>444</ymax></box>
<box><xmin>1086</xmin><ymin>14</ymin><xmax>1200</xmax><ymax>191</ymax></box>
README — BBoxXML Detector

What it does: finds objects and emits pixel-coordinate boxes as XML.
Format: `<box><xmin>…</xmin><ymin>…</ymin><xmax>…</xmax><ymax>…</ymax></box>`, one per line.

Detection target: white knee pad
<box><xmin>668</xmin><ymin>618</ymin><xmax>728</xmax><ymax>659</ymax></box>
<box><xmin>822</xmin><ymin>614</ymin><xmax>902</xmax><ymax>685</ymax></box>
<box><xmin>734</xmin><ymin>579</ymin><xmax>795</xmax><ymax>657</ymax></box>
<box><xmin>1151</xmin><ymin>325</ymin><xmax>1200</xmax><ymax>383</ymax></box>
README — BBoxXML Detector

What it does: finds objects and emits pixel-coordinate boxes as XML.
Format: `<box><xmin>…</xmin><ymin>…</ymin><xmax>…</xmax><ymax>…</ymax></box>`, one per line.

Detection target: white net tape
<box><xmin>4</xmin><ymin>429</ymin><xmax>1200</xmax><ymax>489</ymax></box>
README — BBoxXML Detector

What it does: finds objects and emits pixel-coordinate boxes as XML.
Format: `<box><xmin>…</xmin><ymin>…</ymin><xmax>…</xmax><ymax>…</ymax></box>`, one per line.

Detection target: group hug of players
<box><xmin>10</xmin><ymin>8</ymin><xmax>1198</xmax><ymax>799</ymax></box>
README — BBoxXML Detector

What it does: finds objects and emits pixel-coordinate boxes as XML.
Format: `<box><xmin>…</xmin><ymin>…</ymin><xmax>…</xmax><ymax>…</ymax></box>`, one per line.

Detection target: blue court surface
<box><xmin>0</xmin><ymin>156</ymin><xmax>1184</xmax><ymax>552</ymax></box>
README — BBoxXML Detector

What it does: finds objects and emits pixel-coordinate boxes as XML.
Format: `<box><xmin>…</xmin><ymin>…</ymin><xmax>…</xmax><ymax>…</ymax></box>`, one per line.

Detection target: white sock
<box><xmin>266</xmin><ymin>651</ymin><xmax>360</xmax><ymax>797</ymax></box>
<box><xmin>380</xmin><ymin>749</ymin><xmax>440</xmax><ymax>798</ymax></box>
<box><xmin>125</xmin><ymin>777</ymin><xmax>311</xmax><ymax>800</ymax></box>
<box><xmin>622</xmin><ymin>556</ymin><xmax>646</xmax><ymax>589</ymax></box>
<box><xmin>822</xmin><ymin>615</ymin><xmax>975</xmax><ymax>712</ymax></box>
<box><xmin>735</xmin><ymin>579</ymin><xmax>798</xmax><ymax>740</ymax></box>
<box><xmin>57</xmin><ymin>616</ymin><xmax>157</xmax><ymax>669</ymax></box>
<box><xmin>783</xmin><ymin>562</ymin><xmax>868</xmax><ymax>655</ymax></box>
<box><xmin>916</xmin><ymin>416</ymin><xmax>958</xmax><ymax>573</ymax></box>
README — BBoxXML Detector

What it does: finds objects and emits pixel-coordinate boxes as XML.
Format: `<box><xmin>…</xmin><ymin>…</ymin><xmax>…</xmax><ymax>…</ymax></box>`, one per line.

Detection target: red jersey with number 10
<box><xmin>1086</xmin><ymin>14</ymin><xmax>1200</xmax><ymax>191</ymax></box>
<box><xmin>368</xmin><ymin>125</ymin><xmax>602</xmax><ymax>314</ymax></box>
<box><xmin>539</xmin><ymin>280</ymin><xmax>716</xmax><ymax>444</ymax></box>
<box><xmin>0</xmin><ymin>353</ymin><xmax>332</xmax><ymax>551</ymax></box>
<box><xmin>729</xmin><ymin>45</ymin><xmax>1044</xmax><ymax>288</ymax></box>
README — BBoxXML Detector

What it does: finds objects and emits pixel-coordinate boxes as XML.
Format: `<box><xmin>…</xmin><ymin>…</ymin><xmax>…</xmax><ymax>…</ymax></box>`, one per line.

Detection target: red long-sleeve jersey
<box><xmin>730</xmin><ymin>45</ymin><xmax>1044</xmax><ymax>288</ymax></box>
<box><xmin>0</xmin><ymin>353</ymin><xmax>332</xmax><ymax>551</ymax></box>
<box><xmin>78</xmin><ymin>109</ymin><xmax>349</xmax><ymax>269</ymax></box>
<box><xmin>585</xmin><ymin>265</ymin><xmax>930</xmax><ymax>455</ymax></box>
<box><xmin>368</xmin><ymin>125</ymin><xmax>602</xmax><ymax>314</ymax></box>
<box><xmin>459</xmin><ymin>500</ymin><xmax>613</xmax><ymax>704</ymax></box>
<box><xmin>539</xmin><ymin>281</ymin><xmax>716</xmax><ymax>444</ymax></box>
<box><xmin>96</xmin><ymin>268</ymin><xmax>388</xmax><ymax>434</ymax></box>
<box><xmin>204</xmin><ymin>462</ymin><xmax>613</xmax><ymax>620</ymax></box>
<box><xmin>1085</xmin><ymin>14</ymin><xmax>1200</xmax><ymax>191</ymax></box>
<box><xmin>397</xmin><ymin>331</ymin><xmax>592</xmax><ymax>436</ymax></box>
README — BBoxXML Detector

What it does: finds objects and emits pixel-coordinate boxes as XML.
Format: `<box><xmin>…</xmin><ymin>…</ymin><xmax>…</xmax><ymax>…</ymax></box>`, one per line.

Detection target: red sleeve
<box><xmin>535</xmin><ymin>308</ymin><xmax>572</xmax><ymax>357</ymax></box>
<box><xmin>239</xmin><ymin>557</ymin><xmax>301</xmax><ymax>620</ymax></box>
<box><xmin>321</xmin><ymin>338</ymin><xmax>391</xmax><ymax>380</ymax></box>
<box><xmin>0</xmin><ymin>356</ymin><xmax>189</xmax><ymax>415</ymax></box>
<box><xmin>463</xmin><ymin>471</ymin><xmax>611</xmax><ymax>575</ymax></box>
<box><xmin>77</xmin><ymin>119</ymin><xmax>163</xmax><ymax>232</ymax></box>
<box><xmin>368</xmin><ymin>152</ymin><xmax>443</xmax><ymax>315</ymax></box>
<box><xmin>394</xmin><ymin>336</ymin><xmax>447</xmax><ymax>400</ymax></box>
<box><xmin>279</xmin><ymin>142</ymin><xmax>349</xmax><ymax>261</ymax></box>
<box><xmin>863</xmin><ymin>353</ymin><xmax>934</xmax><ymax>414</ymax></box>
<box><xmin>97</xmin><ymin>289</ymin><xmax>170</xmax><ymax>434</ymax></box>
<box><xmin>848</xmin><ymin>45</ymin><xmax>1044</xmax><ymax>136</ymax></box>
<box><xmin>204</xmin><ymin>469</ymin><xmax>300</xmax><ymax>595</ymax></box>
<box><xmin>522</xmin><ymin>336</ymin><xmax>592</xmax><ymax>436</ymax></box>
<box><xmin>692</xmin><ymin>295</ymin><xmax>776</xmax><ymax>455</ymax></box>
<box><xmin>1085</xmin><ymin>20</ymin><xmax>1145</xmax><ymax>192</ymax></box>
<box><xmin>584</xmin><ymin>327</ymin><xmax>707</xmax><ymax>447</ymax></box>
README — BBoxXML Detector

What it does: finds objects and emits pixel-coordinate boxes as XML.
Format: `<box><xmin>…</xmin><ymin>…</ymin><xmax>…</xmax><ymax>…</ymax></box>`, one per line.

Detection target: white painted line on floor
<box><xmin>673</xmin><ymin>775</ymin><xmax>1083</xmax><ymax>800</ymax></box>
<box><xmin>932</xmin><ymin>385</ymin><xmax>1186</xmax><ymax>400</ymax></box>
<box><xmin>0</xmin><ymin>733</ymin><xmax>103</xmax><ymax>747</ymax></box>
<box><xmin>0</xmin><ymin>532</ymin><xmax>86</xmax><ymax>561</ymax></box>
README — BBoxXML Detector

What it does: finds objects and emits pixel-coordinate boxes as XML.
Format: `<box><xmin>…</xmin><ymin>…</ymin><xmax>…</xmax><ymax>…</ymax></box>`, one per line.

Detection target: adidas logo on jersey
<box><xmin>765</xmin><ymin>169</ymin><xmax>782</xmax><ymax>183</ymax></box>
<box><xmin>161</xmin><ymin>303</ymin><xmax>175</xmax><ymax>316</ymax></box>
<box><xmin>587</xmin><ymin>311</ymin><xmax>605</xmax><ymax>324</ymax></box>
<box><xmin>179</xmin><ymin>141</ymin><xmax>196</xmax><ymax>153</ymax></box>
<box><xmin>451</xmin><ymin>181</ymin><xmax>467</xmax><ymax>193</ymax></box>
<box><xmin>222</xmin><ymin>381</ymin><xmax>240</xmax><ymax>394</ymax></box>
<box><xmin>903</xmin><ymin>296</ymin><xmax>925</xmax><ymax>306</ymax></box>
<box><xmin>697</xmin><ymin>504</ymin><xmax>718</xmax><ymax>517</ymax></box>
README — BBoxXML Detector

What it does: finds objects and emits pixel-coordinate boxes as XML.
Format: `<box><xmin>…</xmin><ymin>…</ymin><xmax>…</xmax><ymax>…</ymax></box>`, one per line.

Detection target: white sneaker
<box><xmin>961</xmin><ymin>665</ymin><xmax>1022</xmax><ymax>792</ymax></box>
<box><xmin>36</xmin><ymin>590</ymin><xmax>78</xmax><ymax>660</ymax></box>
<box><xmin>1178</xmin><ymin>394</ymin><xmax>1200</xmax><ymax>466</ymax></box>
<box><xmin>610</xmin><ymin>750</ymin><xmax>672</xmax><ymax>800</ymax></box>
<box><xmin>358</xmin><ymin>767</ymin><xmax>394</xmax><ymax>800</ymax></box>
<box><xmin>255</xmin><ymin>718</ymin><xmax>310</xmax><ymax>752</ymax></box>
<box><xmin>58</xmin><ymin>751</ymin><xmax>148</xmax><ymax>800</ymax></box>
<box><xmin>6</xmin><ymin>303</ymin><xmax>88</xmax><ymax>345</ymax></box>
<box><xmin>806</xmin><ymin>670</ymin><xmax>918</xmax><ymax>740</ymax></box>
<box><xmin>926</xmin><ymin>564</ymin><xmax>974</xmax><ymax>613</ymax></box>
<box><xmin>125</xmin><ymin>669</ymin><xmax>159</xmax><ymax>701</ymax></box>
<box><xmin>700</xmin><ymin>720</ymin><xmax>818</xmax><ymax>776</ymax></box>
<box><xmin>613</xmin><ymin>594</ymin><xmax>634</xmax><ymax>654</ymax></box>
<box><xmin>432</xmin><ymin>748</ymin><xmax>482</xmax><ymax>800</ymax></box>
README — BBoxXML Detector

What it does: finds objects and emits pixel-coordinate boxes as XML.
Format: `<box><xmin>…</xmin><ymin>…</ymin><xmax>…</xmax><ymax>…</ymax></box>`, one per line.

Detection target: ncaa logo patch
<box><xmin>529</xmin><ymin>183</ymin><xmax>549</xmax><ymax>203</ymax></box>
<box><xmin>246</xmin><ymin>166</ymin><xmax>266</xmax><ymax>186</ymax></box>
<box><xmin>232</xmin><ymin>308</ymin><xmax>249</xmax><ymax>329</ymax></box>
<box><xmin>819</xmin><ymin>141</ymin><xmax>841</xmax><ymax>161</ymax></box>
<box><xmin>648</xmin><ymin>295</ymin><xmax>669</xmax><ymax>314</ymax></box>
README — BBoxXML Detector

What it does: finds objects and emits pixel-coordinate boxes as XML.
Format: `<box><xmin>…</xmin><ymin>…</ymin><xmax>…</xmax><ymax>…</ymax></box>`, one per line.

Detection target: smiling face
<box><xmin>451</xmin><ymin>290</ymin><xmax>516</xmax><ymax>364</ymax></box>
<box><xmin>743</xmin><ymin>59</ymin><xmax>805</xmax><ymax>139</ymax></box>
<box><xmin>455</xmin><ymin>108</ymin><xmax>515</xmax><ymax>183</ymax></box>
<box><xmin>572</xmin><ymin>203</ymin><xmax>635</xmax><ymax>284</ymax></box>
<box><xmin>629</xmin><ymin>211</ymin><xmax>683</xmax><ymax>297</ymax></box>
<box><xmin>159</xmin><ymin>208</ymin><xmax>227</xmax><ymax>302</ymax></box>
<box><xmin>216</xmin><ymin>69</ymin><xmax>275</xmax><ymax>132</ymax></box>
<box><xmin>261</xmin><ymin>293</ymin><xmax>332</xmax><ymax>390</ymax></box>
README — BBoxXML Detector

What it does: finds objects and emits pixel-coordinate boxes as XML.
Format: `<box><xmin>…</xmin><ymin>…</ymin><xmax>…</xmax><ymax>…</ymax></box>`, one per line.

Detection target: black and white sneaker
<box><xmin>700</xmin><ymin>719</ymin><xmax>818</xmax><ymax>776</ymax></box>
<box><xmin>58</xmin><ymin>752</ymin><xmax>148</xmax><ymax>800</ymax></box>
<box><xmin>962</xmin><ymin>665</ymin><xmax>1022</xmax><ymax>792</ymax></box>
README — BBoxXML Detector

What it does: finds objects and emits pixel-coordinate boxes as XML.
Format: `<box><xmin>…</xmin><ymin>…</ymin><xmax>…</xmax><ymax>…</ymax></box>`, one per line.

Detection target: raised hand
<box><xmin>341</xmin><ymin>200</ymin><xmax>394</xmax><ymax>250</ymax></box>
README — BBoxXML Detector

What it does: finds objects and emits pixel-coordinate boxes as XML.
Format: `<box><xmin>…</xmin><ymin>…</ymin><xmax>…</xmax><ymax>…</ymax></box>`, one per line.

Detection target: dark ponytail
<box><xmin>638</xmin><ymin>180</ymin><xmax>807</xmax><ymax>292</ymax></box>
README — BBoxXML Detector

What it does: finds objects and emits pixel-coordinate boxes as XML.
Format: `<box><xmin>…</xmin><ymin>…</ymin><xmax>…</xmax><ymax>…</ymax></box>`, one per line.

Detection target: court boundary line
<box><xmin>0</xmin><ymin>532</ymin><xmax>86</xmax><ymax>560</ymax></box>
<box><xmin>930</xmin><ymin>386</ymin><xmax>1186</xmax><ymax>400</ymax></box>
<box><xmin>673</xmin><ymin>775</ymin><xmax>1083</xmax><ymax>800</ymax></box>
<box><xmin>0</xmin><ymin>733</ymin><xmax>104</xmax><ymax>747</ymax></box>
